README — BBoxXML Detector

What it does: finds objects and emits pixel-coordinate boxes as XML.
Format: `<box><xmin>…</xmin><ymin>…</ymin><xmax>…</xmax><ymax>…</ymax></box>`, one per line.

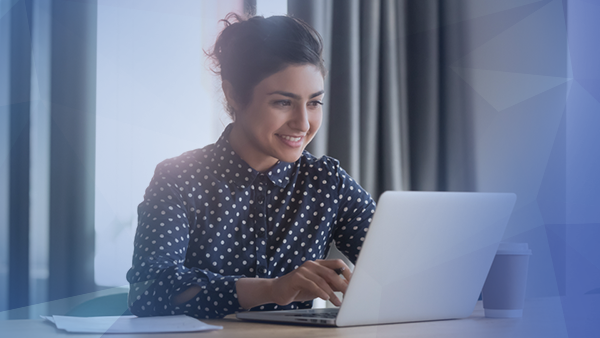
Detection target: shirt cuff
<box><xmin>174</xmin><ymin>274</ymin><xmax>245</xmax><ymax>319</ymax></box>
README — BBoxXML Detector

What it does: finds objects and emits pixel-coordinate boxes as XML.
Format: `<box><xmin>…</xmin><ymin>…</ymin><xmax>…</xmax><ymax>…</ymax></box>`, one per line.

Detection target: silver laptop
<box><xmin>236</xmin><ymin>191</ymin><xmax>516</xmax><ymax>327</ymax></box>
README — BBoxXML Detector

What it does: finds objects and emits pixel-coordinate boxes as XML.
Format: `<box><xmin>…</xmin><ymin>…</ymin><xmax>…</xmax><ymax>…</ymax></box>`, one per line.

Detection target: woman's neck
<box><xmin>228</xmin><ymin>123</ymin><xmax>279</xmax><ymax>173</ymax></box>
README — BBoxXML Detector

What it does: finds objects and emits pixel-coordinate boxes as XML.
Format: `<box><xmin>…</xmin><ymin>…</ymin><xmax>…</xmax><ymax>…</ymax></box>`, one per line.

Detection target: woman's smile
<box><xmin>276</xmin><ymin>134</ymin><xmax>304</xmax><ymax>147</ymax></box>
<box><xmin>228</xmin><ymin>64</ymin><xmax>324</xmax><ymax>172</ymax></box>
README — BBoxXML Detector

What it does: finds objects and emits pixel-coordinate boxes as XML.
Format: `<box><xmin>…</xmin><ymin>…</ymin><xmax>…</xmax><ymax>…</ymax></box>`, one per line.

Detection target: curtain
<box><xmin>7</xmin><ymin>0</ymin><xmax>34</xmax><ymax>314</ymax></box>
<box><xmin>48</xmin><ymin>0</ymin><xmax>98</xmax><ymax>309</ymax></box>
<box><xmin>1</xmin><ymin>0</ymin><xmax>98</xmax><ymax>318</ymax></box>
<box><xmin>288</xmin><ymin>0</ymin><xmax>474</xmax><ymax>198</ymax></box>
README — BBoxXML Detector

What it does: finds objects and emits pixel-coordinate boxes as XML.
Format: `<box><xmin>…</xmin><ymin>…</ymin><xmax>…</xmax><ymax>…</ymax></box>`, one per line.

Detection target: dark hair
<box><xmin>209</xmin><ymin>14</ymin><xmax>326</xmax><ymax>119</ymax></box>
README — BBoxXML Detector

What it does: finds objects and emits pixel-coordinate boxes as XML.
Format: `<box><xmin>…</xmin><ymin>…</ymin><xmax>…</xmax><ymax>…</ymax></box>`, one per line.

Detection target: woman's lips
<box><xmin>277</xmin><ymin>134</ymin><xmax>304</xmax><ymax>147</ymax></box>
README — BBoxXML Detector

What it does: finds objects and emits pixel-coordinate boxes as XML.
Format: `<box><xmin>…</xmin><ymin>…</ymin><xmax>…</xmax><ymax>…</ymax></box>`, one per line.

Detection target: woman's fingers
<box><xmin>270</xmin><ymin>259</ymin><xmax>353</xmax><ymax>306</ymax></box>
<box><xmin>271</xmin><ymin>270</ymin><xmax>329</xmax><ymax>305</ymax></box>
<box><xmin>339</xmin><ymin>266</ymin><xmax>352</xmax><ymax>283</ymax></box>
<box><xmin>313</xmin><ymin>259</ymin><xmax>352</xmax><ymax>293</ymax></box>
<box><xmin>271</xmin><ymin>259</ymin><xmax>352</xmax><ymax>306</ymax></box>
<box><xmin>300</xmin><ymin>267</ymin><xmax>342</xmax><ymax>306</ymax></box>
<box><xmin>316</xmin><ymin>259</ymin><xmax>352</xmax><ymax>276</ymax></box>
<box><xmin>294</xmin><ymin>272</ymin><xmax>333</xmax><ymax>303</ymax></box>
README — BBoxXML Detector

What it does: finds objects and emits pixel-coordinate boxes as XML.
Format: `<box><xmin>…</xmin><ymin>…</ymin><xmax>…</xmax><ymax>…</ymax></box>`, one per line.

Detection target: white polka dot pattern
<box><xmin>126</xmin><ymin>124</ymin><xmax>376</xmax><ymax>319</ymax></box>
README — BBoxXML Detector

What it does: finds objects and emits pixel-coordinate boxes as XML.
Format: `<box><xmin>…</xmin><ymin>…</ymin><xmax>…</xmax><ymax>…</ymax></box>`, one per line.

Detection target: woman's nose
<box><xmin>290</xmin><ymin>105</ymin><xmax>310</xmax><ymax>132</ymax></box>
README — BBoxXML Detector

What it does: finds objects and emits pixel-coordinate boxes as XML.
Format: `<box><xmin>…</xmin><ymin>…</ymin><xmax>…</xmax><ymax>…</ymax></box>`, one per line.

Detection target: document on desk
<box><xmin>41</xmin><ymin>314</ymin><xmax>222</xmax><ymax>334</ymax></box>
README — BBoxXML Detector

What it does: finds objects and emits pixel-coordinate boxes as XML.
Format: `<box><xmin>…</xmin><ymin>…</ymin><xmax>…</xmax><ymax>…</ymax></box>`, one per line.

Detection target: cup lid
<box><xmin>497</xmin><ymin>242</ymin><xmax>532</xmax><ymax>255</ymax></box>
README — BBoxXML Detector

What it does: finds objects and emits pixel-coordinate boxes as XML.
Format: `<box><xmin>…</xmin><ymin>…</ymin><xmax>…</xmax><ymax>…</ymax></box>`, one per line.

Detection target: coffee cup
<box><xmin>482</xmin><ymin>242</ymin><xmax>532</xmax><ymax>318</ymax></box>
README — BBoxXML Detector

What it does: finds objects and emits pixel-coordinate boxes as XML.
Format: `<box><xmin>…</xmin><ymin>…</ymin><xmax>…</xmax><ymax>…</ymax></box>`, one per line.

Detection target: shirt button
<box><xmin>257</xmin><ymin>194</ymin><xmax>265</xmax><ymax>204</ymax></box>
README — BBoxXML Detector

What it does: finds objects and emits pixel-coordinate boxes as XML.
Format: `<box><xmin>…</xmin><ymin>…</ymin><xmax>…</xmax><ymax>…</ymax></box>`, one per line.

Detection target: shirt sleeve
<box><xmin>330</xmin><ymin>161</ymin><xmax>377</xmax><ymax>264</ymax></box>
<box><xmin>126</xmin><ymin>161</ymin><xmax>244</xmax><ymax>319</ymax></box>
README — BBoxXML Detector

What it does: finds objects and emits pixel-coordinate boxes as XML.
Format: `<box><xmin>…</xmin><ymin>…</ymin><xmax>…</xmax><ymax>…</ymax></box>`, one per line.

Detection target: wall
<box><xmin>460</xmin><ymin>0</ymin><xmax>569</xmax><ymax>299</ymax></box>
<box><xmin>460</xmin><ymin>0</ymin><xmax>598</xmax><ymax>335</ymax></box>
<box><xmin>0</xmin><ymin>0</ymin><xmax>11</xmax><ymax>319</ymax></box>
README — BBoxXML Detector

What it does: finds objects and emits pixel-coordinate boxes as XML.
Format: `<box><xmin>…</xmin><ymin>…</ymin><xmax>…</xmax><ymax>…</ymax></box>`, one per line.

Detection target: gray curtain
<box><xmin>7</xmin><ymin>0</ymin><xmax>33</xmax><ymax>313</ymax></box>
<box><xmin>288</xmin><ymin>0</ymin><xmax>473</xmax><ymax>198</ymax></box>
<box><xmin>48</xmin><ymin>0</ymin><xmax>98</xmax><ymax>309</ymax></box>
<box><xmin>1</xmin><ymin>0</ymin><xmax>98</xmax><ymax>318</ymax></box>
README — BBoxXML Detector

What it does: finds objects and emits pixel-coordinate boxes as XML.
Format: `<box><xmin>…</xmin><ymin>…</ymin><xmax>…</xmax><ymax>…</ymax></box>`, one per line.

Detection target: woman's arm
<box><xmin>331</xmin><ymin>163</ymin><xmax>377</xmax><ymax>264</ymax></box>
<box><xmin>238</xmin><ymin>259</ymin><xmax>351</xmax><ymax>309</ymax></box>
<box><xmin>127</xmin><ymin>160</ymin><xmax>244</xmax><ymax>319</ymax></box>
<box><xmin>174</xmin><ymin>259</ymin><xmax>351</xmax><ymax>309</ymax></box>
<box><xmin>168</xmin><ymin>259</ymin><xmax>354</xmax><ymax>310</ymax></box>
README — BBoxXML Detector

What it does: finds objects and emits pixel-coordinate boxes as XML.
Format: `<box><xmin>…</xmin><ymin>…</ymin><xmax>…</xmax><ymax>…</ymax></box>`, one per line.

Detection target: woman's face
<box><xmin>228</xmin><ymin>64</ymin><xmax>324</xmax><ymax>172</ymax></box>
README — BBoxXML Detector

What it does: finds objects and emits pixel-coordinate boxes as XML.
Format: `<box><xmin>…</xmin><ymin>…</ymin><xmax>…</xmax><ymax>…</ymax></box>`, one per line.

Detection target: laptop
<box><xmin>236</xmin><ymin>191</ymin><xmax>517</xmax><ymax>327</ymax></box>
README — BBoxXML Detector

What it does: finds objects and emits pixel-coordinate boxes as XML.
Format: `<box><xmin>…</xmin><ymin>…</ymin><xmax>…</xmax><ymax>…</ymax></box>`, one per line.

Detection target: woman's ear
<box><xmin>222</xmin><ymin>80</ymin><xmax>241</xmax><ymax>115</ymax></box>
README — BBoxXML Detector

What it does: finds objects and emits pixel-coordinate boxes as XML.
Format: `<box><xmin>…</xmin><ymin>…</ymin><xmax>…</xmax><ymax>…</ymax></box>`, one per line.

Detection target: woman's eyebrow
<box><xmin>310</xmin><ymin>90</ymin><xmax>325</xmax><ymax>98</ymax></box>
<box><xmin>267</xmin><ymin>90</ymin><xmax>325</xmax><ymax>99</ymax></box>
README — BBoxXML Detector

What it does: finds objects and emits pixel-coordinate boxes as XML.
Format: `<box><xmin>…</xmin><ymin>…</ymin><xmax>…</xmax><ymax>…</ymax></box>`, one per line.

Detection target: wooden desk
<box><xmin>0</xmin><ymin>298</ymin><xmax>587</xmax><ymax>338</ymax></box>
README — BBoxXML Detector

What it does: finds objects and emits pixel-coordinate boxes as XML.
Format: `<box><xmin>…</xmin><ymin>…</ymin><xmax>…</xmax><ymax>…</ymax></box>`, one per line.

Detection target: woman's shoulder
<box><xmin>299</xmin><ymin>152</ymin><xmax>363</xmax><ymax>188</ymax></box>
<box><xmin>300</xmin><ymin>151</ymin><xmax>342</xmax><ymax>170</ymax></box>
<box><xmin>298</xmin><ymin>152</ymin><xmax>348</xmax><ymax>182</ymax></box>
<box><xmin>153</xmin><ymin>143</ymin><xmax>217</xmax><ymax>175</ymax></box>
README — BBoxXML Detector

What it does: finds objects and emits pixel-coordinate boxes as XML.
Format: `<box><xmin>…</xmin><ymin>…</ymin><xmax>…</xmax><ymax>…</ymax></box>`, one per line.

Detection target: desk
<box><xmin>0</xmin><ymin>297</ymin><xmax>594</xmax><ymax>338</ymax></box>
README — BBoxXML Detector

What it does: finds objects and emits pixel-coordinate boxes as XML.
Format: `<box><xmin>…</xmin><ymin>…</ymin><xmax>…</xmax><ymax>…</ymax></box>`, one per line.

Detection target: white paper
<box><xmin>41</xmin><ymin>315</ymin><xmax>222</xmax><ymax>334</ymax></box>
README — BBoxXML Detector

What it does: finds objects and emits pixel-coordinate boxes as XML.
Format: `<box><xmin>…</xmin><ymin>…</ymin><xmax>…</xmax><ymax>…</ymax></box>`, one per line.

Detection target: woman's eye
<box><xmin>308</xmin><ymin>100</ymin><xmax>323</xmax><ymax>107</ymax></box>
<box><xmin>273</xmin><ymin>100</ymin><xmax>292</xmax><ymax>107</ymax></box>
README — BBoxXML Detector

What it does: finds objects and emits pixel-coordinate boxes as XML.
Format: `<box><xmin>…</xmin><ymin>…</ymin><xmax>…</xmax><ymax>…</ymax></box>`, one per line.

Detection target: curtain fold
<box><xmin>438</xmin><ymin>1</ymin><xmax>474</xmax><ymax>192</ymax></box>
<box><xmin>289</xmin><ymin>0</ymin><xmax>472</xmax><ymax>198</ymax></box>
<box><xmin>48</xmin><ymin>0</ymin><xmax>97</xmax><ymax>311</ymax></box>
<box><xmin>358</xmin><ymin>0</ymin><xmax>381</xmax><ymax>195</ymax></box>
<box><xmin>327</xmin><ymin>0</ymin><xmax>361</xmax><ymax>179</ymax></box>
<box><xmin>405</xmin><ymin>0</ymin><xmax>441</xmax><ymax>192</ymax></box>
<box><xmin>7</xmin><ymin>0</ymin><xmax>34</xmax><ymax>314</ymax></box>
<box><xmin>377</xmin><ymin>0</ymin><xmax>406</xmax><ymax>196</ymax></box>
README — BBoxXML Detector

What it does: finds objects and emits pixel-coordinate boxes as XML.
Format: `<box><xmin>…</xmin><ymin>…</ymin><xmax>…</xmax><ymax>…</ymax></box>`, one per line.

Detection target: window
<box><xmin>94</xmin><ymin>1</ymin><xmax>243</xmax><ymax>287</ymax></box>
<box><xmin>256</xmin><ymin>0</ymin><xmax>288</xmax><ymax>17</ymax></box>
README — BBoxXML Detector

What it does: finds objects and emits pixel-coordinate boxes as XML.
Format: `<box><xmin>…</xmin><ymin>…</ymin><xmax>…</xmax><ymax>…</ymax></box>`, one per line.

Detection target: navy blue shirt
<box><xmin>127</xmin><ymin>124</ymin><xmax>376</xmax><ymax>319</ymax></box>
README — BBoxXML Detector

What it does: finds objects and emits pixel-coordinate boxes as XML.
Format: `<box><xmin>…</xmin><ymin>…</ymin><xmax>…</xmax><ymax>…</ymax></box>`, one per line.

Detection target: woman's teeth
<box><xmin>280</xmin><ymin>135</ymin><xmax>301</xmax><ymax>142</ymax></box>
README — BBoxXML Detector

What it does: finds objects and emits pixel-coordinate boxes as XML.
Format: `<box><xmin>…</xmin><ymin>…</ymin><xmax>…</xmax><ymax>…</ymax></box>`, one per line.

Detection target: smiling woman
<box><xmin>126</xmin><ymin>14</ymin><xmax>376</xmax><ymax>319</ymax></box>
<box><xmin>228</xmin><ymin>65</ymin><xmax>324</xmax><ymax>171</ymax></box>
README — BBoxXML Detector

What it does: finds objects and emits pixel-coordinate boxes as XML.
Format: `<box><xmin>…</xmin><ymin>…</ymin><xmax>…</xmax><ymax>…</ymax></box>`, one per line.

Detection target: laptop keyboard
<box><xmin>287</xmin><ymin>308</ymin><xmax>339</xmax><ymax>319</ymax></box>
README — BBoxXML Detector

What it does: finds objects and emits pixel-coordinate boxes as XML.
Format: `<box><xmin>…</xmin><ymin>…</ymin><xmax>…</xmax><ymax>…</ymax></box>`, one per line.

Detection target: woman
<box><xmin>126</xmin><ymin>14</ymin><xmax>376</xmax><ymax>319</ymax></box>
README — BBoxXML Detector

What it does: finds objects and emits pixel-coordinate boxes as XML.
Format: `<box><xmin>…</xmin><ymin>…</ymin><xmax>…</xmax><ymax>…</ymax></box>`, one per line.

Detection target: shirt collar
<box><xmin>210</xmin><ymin>124</ymin><xmax>295</xmax><ymax>189</ymax></box>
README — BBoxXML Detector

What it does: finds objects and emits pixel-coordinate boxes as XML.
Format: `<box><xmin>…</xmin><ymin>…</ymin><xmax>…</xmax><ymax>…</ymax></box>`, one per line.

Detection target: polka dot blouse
<box><xmin>126</xmin><ymin>124</ymin><xmax>376</xmax><ymax>319</ymax></box>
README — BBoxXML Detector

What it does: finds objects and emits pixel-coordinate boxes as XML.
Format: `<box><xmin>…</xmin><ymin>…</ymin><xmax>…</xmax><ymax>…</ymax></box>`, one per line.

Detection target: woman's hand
<box><xmin>236</xmin><ymin>259</ymin><xmax>352</xmax><ymax>309</ymax></box>
<box><xmin>270</xmin><ymin>259</ymin><xmax>351</xmax><ymax>307</ymax></box>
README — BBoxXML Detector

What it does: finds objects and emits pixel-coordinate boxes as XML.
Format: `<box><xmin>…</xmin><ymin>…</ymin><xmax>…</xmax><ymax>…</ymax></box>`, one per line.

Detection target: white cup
<box><xmin>482</xmin><ymin>242</ymin><xmax>532</xmax><ymax>318</ymax></box>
